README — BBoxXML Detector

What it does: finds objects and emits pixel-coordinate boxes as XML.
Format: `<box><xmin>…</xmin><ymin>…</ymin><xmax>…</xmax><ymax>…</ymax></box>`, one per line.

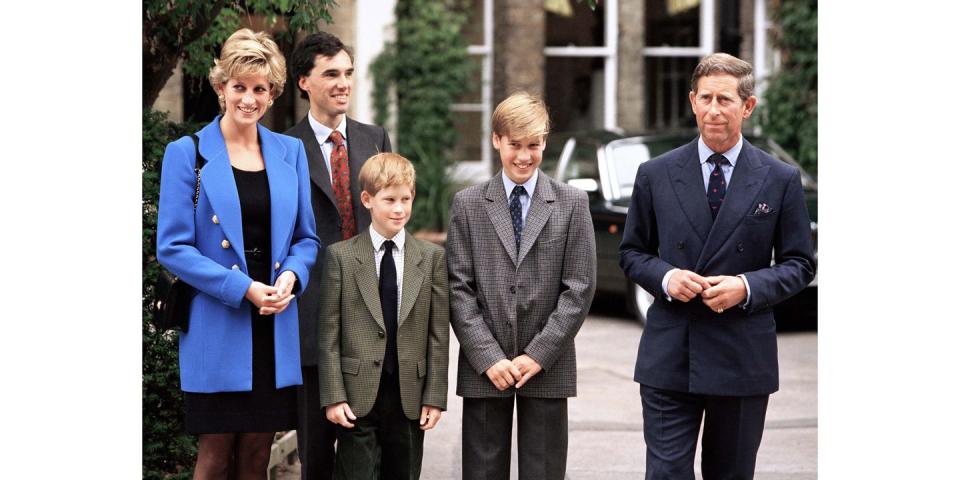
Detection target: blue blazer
<box><xmin>157</xmin><ymin>117</ymin><xmax>320</xmax><ymax>393</ymax></box>
<box><xmin>619</xmin><ymin>138</ymin><xmax>815</xmax><ymax>396</ymax></box>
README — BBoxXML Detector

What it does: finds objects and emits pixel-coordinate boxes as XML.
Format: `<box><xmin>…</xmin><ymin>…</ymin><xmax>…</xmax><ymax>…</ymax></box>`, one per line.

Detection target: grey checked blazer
<box><xmin>447</xmin><ymin>172</ymin><xmax>597</xmax><ymax>398</ymax></box>
<box><xmin>316</xmin><ymin>230</ymin><xmax>449</xmax><ymax>420</ymax></box>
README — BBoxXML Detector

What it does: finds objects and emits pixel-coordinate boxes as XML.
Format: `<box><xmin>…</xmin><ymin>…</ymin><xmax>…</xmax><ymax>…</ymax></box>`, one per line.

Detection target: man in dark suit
<box><xmin>619</xmin><ymin>53</ymin><xmax>816</xmax><ymax>480</ymax></box>
<box><xmin>285</xmin><ymin>32</ymin><xmax>392</xmax><ymax>480</ymax></box>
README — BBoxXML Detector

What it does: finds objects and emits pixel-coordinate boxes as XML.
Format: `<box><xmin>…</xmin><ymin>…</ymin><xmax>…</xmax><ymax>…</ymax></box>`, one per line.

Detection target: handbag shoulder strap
<box><xmin>189</xmin><ymin>134</ymin><xmax>207</xmax><ymax>210</ymax></box>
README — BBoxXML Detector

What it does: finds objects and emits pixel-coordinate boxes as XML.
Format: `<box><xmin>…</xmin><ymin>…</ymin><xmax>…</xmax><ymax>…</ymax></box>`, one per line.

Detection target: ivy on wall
<box><xmin>758</xmin><ymin>0</ymin><xmax>818</xmax><ymax>176</ymax></box>
<box><xmin>371</xmin><ymin>0</ymin><xmax>473</xmax><ymax>232</ymax></box>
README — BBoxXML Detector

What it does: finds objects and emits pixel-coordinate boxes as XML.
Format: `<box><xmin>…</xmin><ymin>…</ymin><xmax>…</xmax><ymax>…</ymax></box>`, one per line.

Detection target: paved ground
<box><xmin>277</xmin><ymin>309</ymin><xmax>817</xmax><ymax>479</ymax></box>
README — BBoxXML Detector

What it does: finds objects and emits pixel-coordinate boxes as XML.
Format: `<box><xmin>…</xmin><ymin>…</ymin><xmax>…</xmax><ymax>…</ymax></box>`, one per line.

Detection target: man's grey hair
<box><xmin>690</xmin><ymin>53</ymin><xmax>754</xmax><ymax>100</ymax></box>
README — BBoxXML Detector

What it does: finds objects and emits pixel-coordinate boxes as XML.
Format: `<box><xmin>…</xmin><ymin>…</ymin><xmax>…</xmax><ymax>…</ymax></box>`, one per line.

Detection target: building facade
<box><xmin>152</xmin><ymin>0</ymin><xmax>779</xmax><ymax>185</ymax></box>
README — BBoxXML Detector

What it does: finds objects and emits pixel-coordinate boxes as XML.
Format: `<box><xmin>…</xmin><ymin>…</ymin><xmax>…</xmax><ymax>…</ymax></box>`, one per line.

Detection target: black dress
<box><xmin>183</xmin><ymin>167</ymin><xmax>298</xmax><ymax>434</ymax></box>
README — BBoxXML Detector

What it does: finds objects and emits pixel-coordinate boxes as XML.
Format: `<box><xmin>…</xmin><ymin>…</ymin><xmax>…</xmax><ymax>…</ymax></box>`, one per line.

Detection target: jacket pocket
<box><xmin>341</xmin><ymin>356</ymin><xmax>360</xmax><ymax>376</ymax></box>
<box><xmin>417</xmin><ymin>358</ymin><xmax>427</xmax><ymax>378</ymax></box>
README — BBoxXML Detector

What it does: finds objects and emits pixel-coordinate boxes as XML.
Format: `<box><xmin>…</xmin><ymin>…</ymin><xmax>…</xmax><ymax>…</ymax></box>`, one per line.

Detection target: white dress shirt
<box><xmin>370</xmin><ymin>225</ymin><xmax>405</xmax><ymax>313</ymax></box>
<box><xmin>307</xmin><ymin>113</ymin><xmax>348</xmax><ymax>185</ymax></box>
<box><xmin>661</xmin><ymin>135</ymin><xmax>752</xmax><ymax>306</ymax></box>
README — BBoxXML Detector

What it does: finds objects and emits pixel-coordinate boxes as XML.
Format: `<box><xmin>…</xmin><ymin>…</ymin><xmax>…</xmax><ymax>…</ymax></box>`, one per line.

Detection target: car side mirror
<box><xmin>567</xmin><ymin>178</ymin><xmax>599</xmax><ymax>192</ymax></box>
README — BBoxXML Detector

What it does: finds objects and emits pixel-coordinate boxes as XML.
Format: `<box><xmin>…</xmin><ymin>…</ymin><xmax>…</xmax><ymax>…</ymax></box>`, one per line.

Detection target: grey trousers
<box><xmin>462</xmin><ymin>396</ymin><xmax>568</xmax><ymax>480</ymax></box>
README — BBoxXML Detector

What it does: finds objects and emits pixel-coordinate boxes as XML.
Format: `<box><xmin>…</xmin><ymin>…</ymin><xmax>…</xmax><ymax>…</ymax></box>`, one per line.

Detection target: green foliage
<box><xmin>758</xmin><ymin>0</ymin><xmax>818</xmax><ymax>176</ymax></box>
<box><xmin>143</xmin><ymin>0</ymin><xmax>335</xmax><ymax>106</ymax></box>
<box><xmin>371</xmin><ymin>0</ymin><xmax>473</xmax><ymax>232</ymax></box>
<box><xmin>143</xmin><ymin>108</ymin><xmax>203</xmax><ymax>480</ymax></box>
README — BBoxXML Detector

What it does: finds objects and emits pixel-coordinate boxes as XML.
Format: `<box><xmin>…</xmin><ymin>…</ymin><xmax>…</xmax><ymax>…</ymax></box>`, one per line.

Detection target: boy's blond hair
<box><xmin>491</xmin><ymin>91</ymin><xmax>550</xmax><ymax>140</ymax></box>
<box><xmin>358</xmin><ymin>152</ymin><xmax>417</xmax><ymax>196</ymax></box>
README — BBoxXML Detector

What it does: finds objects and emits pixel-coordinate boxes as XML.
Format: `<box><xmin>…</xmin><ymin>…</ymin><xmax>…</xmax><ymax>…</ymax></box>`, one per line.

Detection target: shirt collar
<box><xmin>369</xmin><ymin>225</ymin><xmax>406</xmax><ymax>253</ymax></box>
<box><xmin>308</xmin><ymin>112</ymin><xmax>347</xmax><ymax>143</ymax></box>
<box><xmin>501</xmin><ymin>169</ymin><xmax>538</xmax><ymax>199</ymax></box>
<box><xmin>697</xmin><ymin>134</ymin><xmax>743</xmax><ymax>167</ymax></box>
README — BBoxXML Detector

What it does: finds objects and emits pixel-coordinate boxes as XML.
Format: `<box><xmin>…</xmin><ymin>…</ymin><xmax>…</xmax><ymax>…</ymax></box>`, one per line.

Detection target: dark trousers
<box><xmin>640</xmin><ymin>384</ymin><xmax>769</xmax><ymax>480</ymax></box>
<box><xmin>298</xmin><ymin>365</ymin><xmax>337</xmax><ymax>480</ymax></box>
<box><xmin>334</xmin><ymin>372</ymin><xmax>424</xmax><ymax>480</ymax></box>
<box><xmin>462</xmin><ymin>395</ymin><xmax>568</xmax><ymax>480</ymax></box>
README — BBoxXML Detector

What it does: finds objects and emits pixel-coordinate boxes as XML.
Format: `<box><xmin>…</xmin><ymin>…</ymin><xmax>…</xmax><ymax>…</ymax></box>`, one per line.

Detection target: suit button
<box><xmin>378</xmin><ymin>330</ymin><xmax>385</xmax><ymax>338</ymax></box>
<box><xmin>231</xmin><ymin>264</ymin><xmax>239</xmax><ymax>270</ymax></box>
<box><xmin>221</xmin><ymin>239</ymin><xmax>230</xmax><ymax>249</ymax></box>
<box><xmin>677</xmin><ymin>241</ymin><xmax>685</xmax><ymax>250</ymax></box>
<box><xmin>274</xmin><ymin>262</ymin><xmax>281</xmax><ymax>271</ymax></box>
<box><xmin>212</xmin><ymin>214</ymin><xmax>219</xmax><ymax>224</ymax></box>
<box><xmin>509</xmin><ymin>286</ymin><xmax>516</xmax><ymax>294</ymax></box>
<box><xmin>374</xmin><ymin>360</ymin><xmax>381</xmax><ymax>367</ymax></box>
<box><xmin>737</xmin><ymin>243</ymin><xmax>744</xmax><ymax>252</ymax></box>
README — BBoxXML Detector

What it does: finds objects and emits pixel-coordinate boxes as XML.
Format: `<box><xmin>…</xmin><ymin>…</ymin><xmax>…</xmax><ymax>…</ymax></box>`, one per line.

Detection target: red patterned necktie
<box><xmin>328</xmin><ymin>130</ymin><xmax>357</xmax><ymax>239</ymax></box>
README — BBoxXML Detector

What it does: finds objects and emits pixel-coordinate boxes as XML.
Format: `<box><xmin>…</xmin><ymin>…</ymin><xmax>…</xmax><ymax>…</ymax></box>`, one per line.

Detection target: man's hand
<box><xmin>419</xmin><ymin>405</ymin><xmax>442</xmax><ymax>431</ymax></box>
<box><xmin>701</xmin><ymin>275</ymin><xmax>747</xmax><ymax>314</ymax></box>
<box><xmin>667</xmin><ymin>270</ymin><xmax>713</xmax><ymax>302</ymax></box>
<box><xmin>485</xmin><ymin>359</ymin><xmax>522</xmax><ymax>391</ymax></box>
<box><xmin>511</xmin><ymin>354</ymin><xmax>543</xmax><ymax>388</ymax></box>
<box><xmin>325</xmin><ymin>402</ymin><xmax>357</xmax><ymax>428</ymax></box>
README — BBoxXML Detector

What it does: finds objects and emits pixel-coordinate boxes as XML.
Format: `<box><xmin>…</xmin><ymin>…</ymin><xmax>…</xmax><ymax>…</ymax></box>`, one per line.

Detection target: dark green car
<box><xmin>541</xmin><ymin>130</ymin><xmax>818</xmax><ymax>328</ymax></box>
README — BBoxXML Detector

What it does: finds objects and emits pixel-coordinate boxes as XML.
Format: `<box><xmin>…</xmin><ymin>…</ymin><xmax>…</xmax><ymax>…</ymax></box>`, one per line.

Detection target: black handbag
<box><xmin>153</xmin><ymin>135</ymin><xmax>207</xmax><ymax>332</ymax></box>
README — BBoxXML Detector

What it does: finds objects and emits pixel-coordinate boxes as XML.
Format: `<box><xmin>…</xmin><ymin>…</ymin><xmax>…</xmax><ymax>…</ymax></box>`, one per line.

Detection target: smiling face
<box><xmin>361</xmin><ymin>184</ymin><xmax>414</xmax><ymax>239</ymax></box>
<box><xmin>493</xmin><ymin>133</ymin><xmax>545</xmax><ymax>185</ymax></box>
<box><xmin>218</xmin><ymin>74</ymin><xmax>272</xmax><ymax>128</ymax></box>
<box><xmin>298</xmin><ymin>49</ymin><xmax>353</xmax><ymax>128</ymax></box>
<box><xmin>689</xmin><ymin>73</ymin><xmax>757</xmax><ymax>153</ymax></box>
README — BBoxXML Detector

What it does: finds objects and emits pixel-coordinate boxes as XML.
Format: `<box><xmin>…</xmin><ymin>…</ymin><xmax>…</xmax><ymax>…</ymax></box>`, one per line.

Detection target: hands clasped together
<box><xmin>485</xmin><ymin>354</ymin><xmax>543</xmax><ymax>392</ymax></box>
<box><xmin>667</xmin><ymin>269</ymin><xmax>747</xmax><ymax>314</ymax></box>
<box><xmin>244</xmin><ymin>270</ymin><xmax>297</xmax><ymax>316</ymax></box>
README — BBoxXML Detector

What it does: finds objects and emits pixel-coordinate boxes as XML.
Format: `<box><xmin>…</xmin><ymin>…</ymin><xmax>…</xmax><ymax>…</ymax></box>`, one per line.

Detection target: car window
<box><xmin>565</xmin><ymin>143</ymin><xmax>599</xmax><ymax>181</ymax></box>
<box><xmin>607</xmin><ymin>142</ymin><xmax>651</xmax><ymax>199</ymax></box>
<box><xmin>540</xmin><ymin>136</ymin><xmax>569</xmax><ymax>177</ymax></box>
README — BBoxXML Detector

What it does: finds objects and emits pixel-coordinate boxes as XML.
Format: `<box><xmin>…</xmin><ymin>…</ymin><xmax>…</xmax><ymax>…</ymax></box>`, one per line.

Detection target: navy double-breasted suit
<box><xmin>156</xmin><ymin>118</ymin><xmax>320</xmax><ymax>393</ymax></box>
<box><xmin>619</xmin><ymin>137</ymin><xmax>815</xmax><ymax>396</ymax></box>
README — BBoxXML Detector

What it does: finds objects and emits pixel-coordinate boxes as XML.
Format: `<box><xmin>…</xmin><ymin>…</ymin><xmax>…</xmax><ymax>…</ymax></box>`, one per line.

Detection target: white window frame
<box><xmin>642</xmin><ymin>0</ymin><xmax>715</xmax><ymax>58</ymax></box>
<box><xmin>542</xmin><ymin>0</ymin><xmax>619</xmax><ymax>131</ymax></box>
<box><xmin>450</xmin><ymin>0</ymin><xmax>494</xmax><ymax>182</ymax></box>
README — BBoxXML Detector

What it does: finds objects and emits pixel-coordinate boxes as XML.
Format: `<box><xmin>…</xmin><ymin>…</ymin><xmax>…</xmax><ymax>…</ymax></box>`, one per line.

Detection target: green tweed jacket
<box><xmin>316</xmin><ymin>230</ymin><xmax>449</xmax><ymax>420</ymax></box>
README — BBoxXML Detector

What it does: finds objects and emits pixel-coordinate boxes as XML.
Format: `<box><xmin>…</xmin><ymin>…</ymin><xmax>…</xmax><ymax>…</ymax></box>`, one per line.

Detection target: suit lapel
<box><xmin>294</xmin><ymin>117</ymin><xmax>338</xmax><ymax>209</ymax></box>
<box><xmin>197</xmin><ymin>119</ymin><xmax>246</xmax><ymax>269</ymax></box>
<box><xmin>668</xmin><ymin>141</ymin><xmax>713</xmax><ymax>243</ymax></box>
<box><xmin>346</xmin><ymin>118</ymin><xmax>374</xmax><ymax>229</ymax></box>
<box><xmin>483</xmin><ymin>177</ymin><xmax>520</xmax><ymax>266</ymax></box>
<box><xmin>399</xmin><ymin>236</ymin><xmax>424</xmax><ymax>329</ymax></box>
<box><xmin>259</xmin><ymin>124</ymin><xmax>296</xmax><ymax>282</ymax></box>
<box><xmin>695</xmin><ymin>140</ymin><xmax>770</xmax><ymax>271</ymax></box>
<box><xmin>517</xmin><ymin>173</ymin><xmax>556</xmax><ymax>265</ymax></box>
<box><xmin>353</xmin><ymin>231</ymin><xmax>386</xmax><ymax>330</ymax></box>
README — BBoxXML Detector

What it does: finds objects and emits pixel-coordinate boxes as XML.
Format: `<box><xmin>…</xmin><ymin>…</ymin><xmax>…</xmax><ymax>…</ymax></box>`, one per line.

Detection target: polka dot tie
<box><xmin>509</xmin><ymin>185</ymin><xmax>526</xmax><ymax>252</ymax></box>
<box><xmin>707</xmin><ymin>153</ymin><xmax>728</xmax><ymax>221</ymax></box>
<box><xmin>329</xmin><ymin>130</ymin><xmax>357</xmax><ymax>239</ymax></box>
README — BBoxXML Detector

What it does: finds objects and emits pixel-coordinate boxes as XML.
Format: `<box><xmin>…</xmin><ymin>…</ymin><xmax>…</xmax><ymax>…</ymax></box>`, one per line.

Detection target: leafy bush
<box><xmin>371</xmin><ymin>0</ymin><xmax>473</xmax><ymax>232</ymax></box>
<box><xmin>758</xmin><ymin>0</ymin><xmax>818</xmax><ymax>176</ymax></box>
<box><xmin>142</xmin><ymin>108</ymin><xmax>202</xmax><ymax>480</ymax></box>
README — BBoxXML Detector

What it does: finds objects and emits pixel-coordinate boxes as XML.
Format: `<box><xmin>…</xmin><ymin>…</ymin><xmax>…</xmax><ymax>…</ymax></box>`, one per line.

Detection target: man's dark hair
<box><xmin>290</xmin><ymin>31</ymin><xmax>352</xmax><ymax>100</ymax></box>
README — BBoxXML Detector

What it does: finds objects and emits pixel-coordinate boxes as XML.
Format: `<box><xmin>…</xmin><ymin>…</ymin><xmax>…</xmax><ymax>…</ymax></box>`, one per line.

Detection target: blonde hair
<box><xmin>358</xmin><ymin>153</ymin><xmax>416</xmax><ymax>196</ymax></box>
<box><xmin>208</xmin><ymin>28</ymin><xmax>286</xmax><ymax>102</ymax></box>
<box><xmin>491</xmin><ymin>91</ymin><xmax>550</xmax><ymax>140</ymax></box>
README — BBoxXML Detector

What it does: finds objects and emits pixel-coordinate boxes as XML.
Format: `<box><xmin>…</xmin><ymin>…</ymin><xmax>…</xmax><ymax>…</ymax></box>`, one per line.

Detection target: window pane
<box><xmin>646</xmin><ymin>0</ymin><xmax>701</xmax><ymax>47</ymax></box>
<box><xmin>462</xmin><ymin>0</ymin><xmax>486</xmax><ymax>46</ymax></box>
<box><xmin>546</xmin><ymin>0</ymin><xmax>605</xmax><ymax>47</ymax></box>
<box><xmin>451</xmin><ymin>111</ymin><xmax>483</xmax><ymax>162</ymax></box>
<box><xmin>544</xmin><ymin>57</ymin><xmax>605</xmax><ymax>132</ymax></box>
<box><xmin>457</xmin><ymin>55</ymin><xmax>484</xmax><ymax>104</ymax></box>
<box><xmin>645</xmin><ymin>56</ymin><xmax>699</xmax><ymax>130</ymax></box>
